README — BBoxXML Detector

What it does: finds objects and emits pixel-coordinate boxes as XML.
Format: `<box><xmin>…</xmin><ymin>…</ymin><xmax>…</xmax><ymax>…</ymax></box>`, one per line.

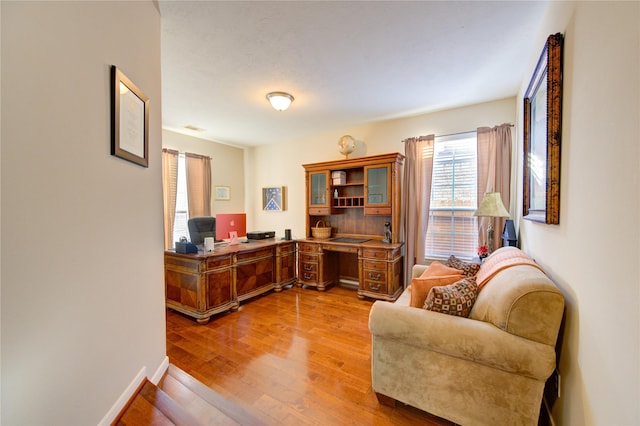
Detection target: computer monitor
<box><xmin>215</xmin><ymin>213</ymin><xmax>247</xmax><ymax>243</ymax></box>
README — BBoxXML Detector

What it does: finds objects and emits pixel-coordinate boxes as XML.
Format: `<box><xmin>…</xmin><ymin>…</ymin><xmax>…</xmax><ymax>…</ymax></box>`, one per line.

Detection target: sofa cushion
<box><xmin>445</xmin><ymin>255</ymin><xmax>481</xmax><ymax>278</ymax></box>
<box><xmin>423</xmin><ymin>278</ymin><xmax>478</xmax><ymax>317</ymax></box>
<box><xmin>409</xmin><ymin>261</ymin><xmax>465</xmax><ymax>308</ymax></box>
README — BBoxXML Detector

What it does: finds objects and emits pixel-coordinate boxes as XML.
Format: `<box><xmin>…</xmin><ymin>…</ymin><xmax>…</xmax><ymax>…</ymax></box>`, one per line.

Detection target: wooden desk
<box><xmin>296</xmin><ymin>238</ymin><xmax>404</xmax><ymax>301</ymax></box>
<box><xmin>165</xmin><ymin>239</ymin><xmax>296</xmax><ymax>323</ymax></box>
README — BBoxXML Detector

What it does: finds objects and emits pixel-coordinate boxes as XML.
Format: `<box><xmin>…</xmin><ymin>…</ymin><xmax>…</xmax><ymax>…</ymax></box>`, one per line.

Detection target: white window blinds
<box><xmin>172</xmin><ymin>154</ymin><xmax>190</xmax><ymax>245</ymax></box>
<box><xmin>425</xmin><ymin>132</ymin><xmax>479</xmax><ymax>259</ymax></box>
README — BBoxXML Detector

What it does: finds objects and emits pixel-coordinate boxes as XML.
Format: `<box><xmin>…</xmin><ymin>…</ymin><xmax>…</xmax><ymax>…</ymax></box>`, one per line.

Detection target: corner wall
<box><xmin>1</xmin><ymin>2</ymin><xmax>166</xmax><ymax>424</ymax></box>
<box><xmin>162</xmin><ymin>129</ymin><xmax>246</xmax><ymax>216</ymax></box>
<box><xmin>517</xmin><ymin>2</ymin><xmax>640</xmax><ymax>424</ymax></box>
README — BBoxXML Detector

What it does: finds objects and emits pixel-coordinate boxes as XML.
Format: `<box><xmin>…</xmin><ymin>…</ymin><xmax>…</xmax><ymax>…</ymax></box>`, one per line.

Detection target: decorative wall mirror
<box><xmin>523</xmin><ymin>33</ymin><xmax>563</xmax><ymax>224</ymax></box>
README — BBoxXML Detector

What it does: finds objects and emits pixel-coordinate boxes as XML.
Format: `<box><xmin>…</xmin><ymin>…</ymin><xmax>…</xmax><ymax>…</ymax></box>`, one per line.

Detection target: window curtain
<box><xmin>185</xmin><ymin>152</ymin><xmax>212</xmax><ymax>218</ymax></box>
<box><xmin>162</xmin><ymin>148</ymin><xmax>179</xmax><ymax>249</ymax></box>
<box><xmin>477</xmin><ymin>124</ymin><xmax>512</xmax><ymax>250</ymax></box>
<box><xmin>402</xmin><ymin>134</ymin><xmax>435</xmax><ymax>285</ymax></box>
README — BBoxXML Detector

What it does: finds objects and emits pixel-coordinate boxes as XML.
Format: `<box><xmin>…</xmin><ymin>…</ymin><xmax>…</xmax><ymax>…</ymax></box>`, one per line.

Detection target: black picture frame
<box><xmin>111</xmin><ymin>65</ymin><xmax>149</xmax><ymax>167</ymax></box>
<box><xmin>523</xmin><ymin>33</ymin><xmax>563</xmax><ymax>224</ymax></box>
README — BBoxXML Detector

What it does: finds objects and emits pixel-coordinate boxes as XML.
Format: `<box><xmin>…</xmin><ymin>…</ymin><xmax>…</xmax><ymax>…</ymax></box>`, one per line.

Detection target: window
<box><xmin>172</xmin><ymin>154</ymin><xmax>189</xmax><ymax>245</ymax></box>
<box><xmin>425</xmin><ymin>132</ymin><xmax>478</xmax><ymax>259</ymax></box>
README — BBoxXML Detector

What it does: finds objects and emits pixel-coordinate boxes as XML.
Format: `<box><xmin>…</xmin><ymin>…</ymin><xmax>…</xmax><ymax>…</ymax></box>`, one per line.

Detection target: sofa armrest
<box><xmin>412</xmin><ymin>264</ymin><xmax>427</xmax><ymax>279</ymax></box>
<box><xmin>368</xmin><ymin>300</ymin><xmax>556</xmax><ymax>380</ymax></box>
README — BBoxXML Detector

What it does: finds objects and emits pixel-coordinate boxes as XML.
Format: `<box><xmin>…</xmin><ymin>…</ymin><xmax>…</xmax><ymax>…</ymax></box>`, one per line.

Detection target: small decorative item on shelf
<box><xmin>337</xmin><ymin>135</ymin><xmax>356</xmax><ymax>159</ymax></box>
<box><xmin>477</xmin><ymin>244</ymin><xmax>489</xmax><ymax>261</ymax></box>
<box><xmin>382</xmin><ymin>222</ymin><xmax>392</xmax><ymax>244</ymax></box>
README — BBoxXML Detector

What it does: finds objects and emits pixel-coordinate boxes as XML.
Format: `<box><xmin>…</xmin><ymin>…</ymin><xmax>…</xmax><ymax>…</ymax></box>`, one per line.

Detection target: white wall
<box><xmin>1</xmin><ymin>2</ymin><xmax>166</xmax><ymax>424</ymax></box>
<box><xmin>246</xmin><ymin>97</ymin><xmax>516</xmax><ymax>239</ymax></box>
<box><xmin>162</xmin><ymin>129</ymin><xmax>245</xmax><ymax>215</ymax></box>
<box><xmin>517</xmin><ymin>2</ymin><xmax>639</xmax><ymax>424</ymax></box>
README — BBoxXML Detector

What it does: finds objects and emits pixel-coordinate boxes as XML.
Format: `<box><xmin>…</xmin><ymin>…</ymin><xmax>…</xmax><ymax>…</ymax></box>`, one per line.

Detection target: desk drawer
<box><xmin>309</xmin><ymin>207</ymin><xmax>330</xmax><ymax>216</ymax></box>
<box><xmin>237</xmin><ymin>248</ymin><xmax>273</xmax><ymax>262</ymax></box>
<box><xmin>206</xmin><ymin>256</ymin><xmax>232</xmax><ymax>270</ymax></box>
<box><xmin>363</xmin><ymin>269</ymin><xmax>387</xmax><ymax>284</ymax></box>
<box><xmin>298</xmin><ymin>243</ymin><xmax>320</xmax><ymax>253</ymax></box>
<box><xmin>299</xmin><ymin>271</ymin><xmax>318</xmax><ymax>283</ymax></box>
<box><xmin>299</xmin><ymin>253</ymin><xmax>318</xmax><ymax>263</ymax></box>
<box><xmin>362</xmin><ymin>260</ymin><xmax>386</xmax><ymax>271</ymax></box>
<box><xmin>362</xmin><ymin>249</ymin><xmax>389</xmax><ymax>260</ymax></box>
<box><xmin>362</xmin><ymin>279</ymin><xmax>388</xmax><ymax>294</ymax></box>
<box><xmin>364</xmin><ymin>207</ymin><xmax>392</xmax><ymax>216</ymax></box>
<box><xmin>300</xmin><ymin>262</ymin><xmax>317</xmax><ymax>274</ymax></box>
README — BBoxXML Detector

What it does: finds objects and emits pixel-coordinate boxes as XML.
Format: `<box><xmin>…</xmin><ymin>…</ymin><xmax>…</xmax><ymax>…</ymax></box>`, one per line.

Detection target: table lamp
<box><xmin>474</xmin><ymin>192</ymin><xmax>510</xmax><ymax>254</ymax></box>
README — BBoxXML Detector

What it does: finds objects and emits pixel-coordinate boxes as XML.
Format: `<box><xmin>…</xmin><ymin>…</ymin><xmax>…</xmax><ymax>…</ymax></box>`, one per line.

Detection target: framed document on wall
<box><xmin>215</xmin><ymin>186</ymin><xmax>230</xmax><ymax>200</ymax></box>
<box><xmin>111</xmin><ymin>65</ymin><xmax>149</xmax><ymax>167</ymax></box>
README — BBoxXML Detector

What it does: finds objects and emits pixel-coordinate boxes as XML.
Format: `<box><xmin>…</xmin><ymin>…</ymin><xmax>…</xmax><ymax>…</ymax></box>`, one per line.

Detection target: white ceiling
<box><xmin>158</xmin><ymin>1</ymin><xmax>549</xmax><ymax>147</ymax></box>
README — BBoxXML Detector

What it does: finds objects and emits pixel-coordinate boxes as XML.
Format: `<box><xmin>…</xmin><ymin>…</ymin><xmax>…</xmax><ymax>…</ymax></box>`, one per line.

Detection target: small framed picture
<box><xmin>262</xmin><ymin>186</ymin><xmax>286</xmax><ymax>211</ymax></box>
<box><xmin>215</xmin><ymin>186</ymin><xmax>230</xmax><ymax>200</ymax></box>
<box><xmin>111</xmin><ymin>65</ymin><xmax>149</xmax><ymax>167</ymax></box>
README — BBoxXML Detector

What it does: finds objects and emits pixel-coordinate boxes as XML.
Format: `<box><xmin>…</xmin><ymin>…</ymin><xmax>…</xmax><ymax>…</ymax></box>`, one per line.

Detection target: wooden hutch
<box><xmin>298</xmin><ymin>152</ymin><xmax>405</xmax><ymax>301</ymax></box>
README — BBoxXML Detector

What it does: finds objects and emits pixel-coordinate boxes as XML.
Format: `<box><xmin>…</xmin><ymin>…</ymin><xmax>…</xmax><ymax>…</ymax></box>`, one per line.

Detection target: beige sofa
<box><xmin>368</xmin><ymin>253</ymin><xmax>564</xmax><ymax>425</ymax></box>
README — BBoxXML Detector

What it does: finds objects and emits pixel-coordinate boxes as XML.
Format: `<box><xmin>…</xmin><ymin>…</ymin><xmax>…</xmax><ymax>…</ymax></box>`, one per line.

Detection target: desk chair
<box><xmin>187</xmin><ymin>216</ymin><xmax>216</xmax><ymax>245</ymax></box>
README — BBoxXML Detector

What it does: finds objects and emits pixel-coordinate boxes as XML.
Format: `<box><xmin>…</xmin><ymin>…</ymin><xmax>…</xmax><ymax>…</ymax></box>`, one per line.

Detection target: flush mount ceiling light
<box><xmin>266</xmin><ymin>91</ymin><xmax>294</xmax><ymax>111</ymax></box>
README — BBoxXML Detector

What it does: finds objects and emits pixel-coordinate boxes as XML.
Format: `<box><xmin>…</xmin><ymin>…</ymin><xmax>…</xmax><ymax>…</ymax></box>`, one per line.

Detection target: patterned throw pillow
<box><xmin>423</xmin><ymin>278</ymin><xmax>478</xmax><ymax>317</ymax></box>
<box><xmin>409</xmin><ymin>261</ymin><xmax>466</xmax><ymax>308</ymax></box>
<box><xmin>410</xmin><ymin>274</ymin><xmax>465</xmax><ymax>308</ymax></box>
<box><xmin>446</xmin><ymin>255</ymin><xmax>481</xmax><ymax>278</ymax></box>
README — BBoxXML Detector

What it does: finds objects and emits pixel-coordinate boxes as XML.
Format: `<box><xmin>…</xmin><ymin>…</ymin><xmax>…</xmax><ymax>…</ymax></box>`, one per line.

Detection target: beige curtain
<box><xmin>477</xmin><ymin>124</ymin><xmax>512</xmax><ymax>249</ymax></box>
<box><xmin>162</xmin><ymin>148</ymin><xmax>179</xmax><ymax>249</ymax></box>
<box><xmin>185</xmin><ymin>152</ymin><xmax>212</xmax><ymax>218</ymax></box>
<box><xmin>402</xmin><ymin>134</ymin><xmax>435</xmax><ymax>286</ymax></box>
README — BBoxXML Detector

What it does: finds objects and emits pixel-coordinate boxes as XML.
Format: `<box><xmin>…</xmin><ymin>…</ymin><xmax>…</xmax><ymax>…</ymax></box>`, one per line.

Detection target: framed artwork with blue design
<box><xmin>262</xmin><ymin>187</ymin><xmax>285</xmax><ymax>211</ymax></box>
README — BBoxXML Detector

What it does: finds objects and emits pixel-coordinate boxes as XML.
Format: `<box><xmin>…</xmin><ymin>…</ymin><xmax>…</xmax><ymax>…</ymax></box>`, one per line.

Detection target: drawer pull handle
<box><xmin>368</xmin><ymin>272</ymin><xmax>381</xmax><ymax>281</ymax></box>
<box><xmin>303</xmin><ymin>264</ymin><xmax>313</xmax><ymax>271</ymax></box>
<box><xmin>304</xmin><ymin>273</ymin><xmax>313</xmax><ymax>280</ymax></box>
<box><xmin>368</xmin><ymin>283</ymin><xmax>381</xmax><ymax>291</ymax></box>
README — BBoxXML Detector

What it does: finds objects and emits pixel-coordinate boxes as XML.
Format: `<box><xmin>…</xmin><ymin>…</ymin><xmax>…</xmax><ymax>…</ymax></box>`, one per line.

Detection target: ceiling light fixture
<box><xmin>266</xmin><ymin>91</ymin><xmax>294</xmax><ymax>111</ymax></box>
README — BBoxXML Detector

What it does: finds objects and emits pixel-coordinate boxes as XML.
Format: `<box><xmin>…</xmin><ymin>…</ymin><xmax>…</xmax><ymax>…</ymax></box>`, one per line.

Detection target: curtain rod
<box><xmin>401</xmin><ymin>124</ymin><xmax>514</xmax><ymax>141</ymax></box>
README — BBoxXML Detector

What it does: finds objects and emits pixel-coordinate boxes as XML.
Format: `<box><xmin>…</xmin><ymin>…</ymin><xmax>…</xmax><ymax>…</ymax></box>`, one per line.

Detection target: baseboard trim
<box><xmin>150</xmin><ymin>355</ymin><xmax>170</xmax><ymax>385</ymax></box>
<box><xmin>97</xmin><ymin>356</ymin><xmax>169</xmax><ymax>426</ymax></box>
<box><xmin>97</xmin><ymin>366</ymin><xmax>147</xmax><ymax>426</ymax></box>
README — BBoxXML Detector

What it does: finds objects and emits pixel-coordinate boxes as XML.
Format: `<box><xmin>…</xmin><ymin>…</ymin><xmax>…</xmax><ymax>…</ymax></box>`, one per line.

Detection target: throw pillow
<box><xmin>419</xmin><ymin>260</ymin><xmax>464</xmax><ymax>278</ymax></box>
<box><xmin>445</xmin><ymin>255</ymin><xmax>481</xmax><ymax>278</ymax></box>
<box><xmin>423</xmin><ymin>278</ymin><xmax>478</xmax><ymax>317</ymax></box>
<box><xmin>410</xmin><ymin>261</ymin><xmax>465</xmax><ymax>308</ymax></box>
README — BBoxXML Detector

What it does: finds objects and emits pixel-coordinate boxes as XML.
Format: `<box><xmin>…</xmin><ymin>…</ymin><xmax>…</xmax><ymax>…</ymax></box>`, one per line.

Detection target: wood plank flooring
<box><xmin>166</xmin><ymin>285</ymin><xmax>454</xmax><ymax>426</ymax></box>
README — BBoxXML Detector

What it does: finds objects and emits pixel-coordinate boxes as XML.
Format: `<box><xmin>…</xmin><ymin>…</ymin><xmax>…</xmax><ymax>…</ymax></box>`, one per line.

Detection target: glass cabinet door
<box><xmin>309</xmin><ymin>171</ymin><xmax>329</xmax><ymax>207</ymax></box>
<box><xmin>364</xmin><ymin>165</ymin><xmax>391</xmax><ymax>215</ymax></box>
<box><xmin>365</xmin><ymin>165</ymin><xmax>389</xmax><ymax>205</ymax></box>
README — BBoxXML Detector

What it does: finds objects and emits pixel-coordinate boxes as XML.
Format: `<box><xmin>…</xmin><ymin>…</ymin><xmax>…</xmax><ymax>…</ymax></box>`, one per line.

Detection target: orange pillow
<box><xmin>419</xmin><ymin>261</ymin><xmax>464</xmax><ymax>278</ymax></box>
<box><xmin>410</xmin><ymin>261</ymin><xmax>465</xmax><ymax>308</ymax></box>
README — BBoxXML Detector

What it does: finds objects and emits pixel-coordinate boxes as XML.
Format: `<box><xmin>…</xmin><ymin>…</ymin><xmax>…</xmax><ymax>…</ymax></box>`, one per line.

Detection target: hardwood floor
<box><xmin>166</xmin><ymin>285</ymin><xmax>454</xmax><ymax>426</ymax></box>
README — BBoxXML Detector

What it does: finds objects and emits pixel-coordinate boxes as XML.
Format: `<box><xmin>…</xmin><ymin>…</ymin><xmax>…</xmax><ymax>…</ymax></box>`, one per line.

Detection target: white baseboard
<box><xmin>150</xmin><ymin>355</ymin><xmax>170</xmax><ymax>385</ymax></box>
<box><xmin>96</xmin><ymin>356</ymin><xmax>169</xmax><ymax>426</ymax></box>
<box><xmin>97</xmin><ymin>366</ymin><xmax>147</xmax><ymax>426</ymax></box>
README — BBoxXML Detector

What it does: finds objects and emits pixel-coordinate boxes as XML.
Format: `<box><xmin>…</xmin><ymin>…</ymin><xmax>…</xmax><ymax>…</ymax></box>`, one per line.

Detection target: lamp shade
<box><xmin>266</xmin><ymin>92</ymin><xmax>294</xmax><ymax>111</ymax></box>
<box><xmin>474</xmin><ymin>192</ymin><xmax>510</xmax><ymax>218</ymax></box>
